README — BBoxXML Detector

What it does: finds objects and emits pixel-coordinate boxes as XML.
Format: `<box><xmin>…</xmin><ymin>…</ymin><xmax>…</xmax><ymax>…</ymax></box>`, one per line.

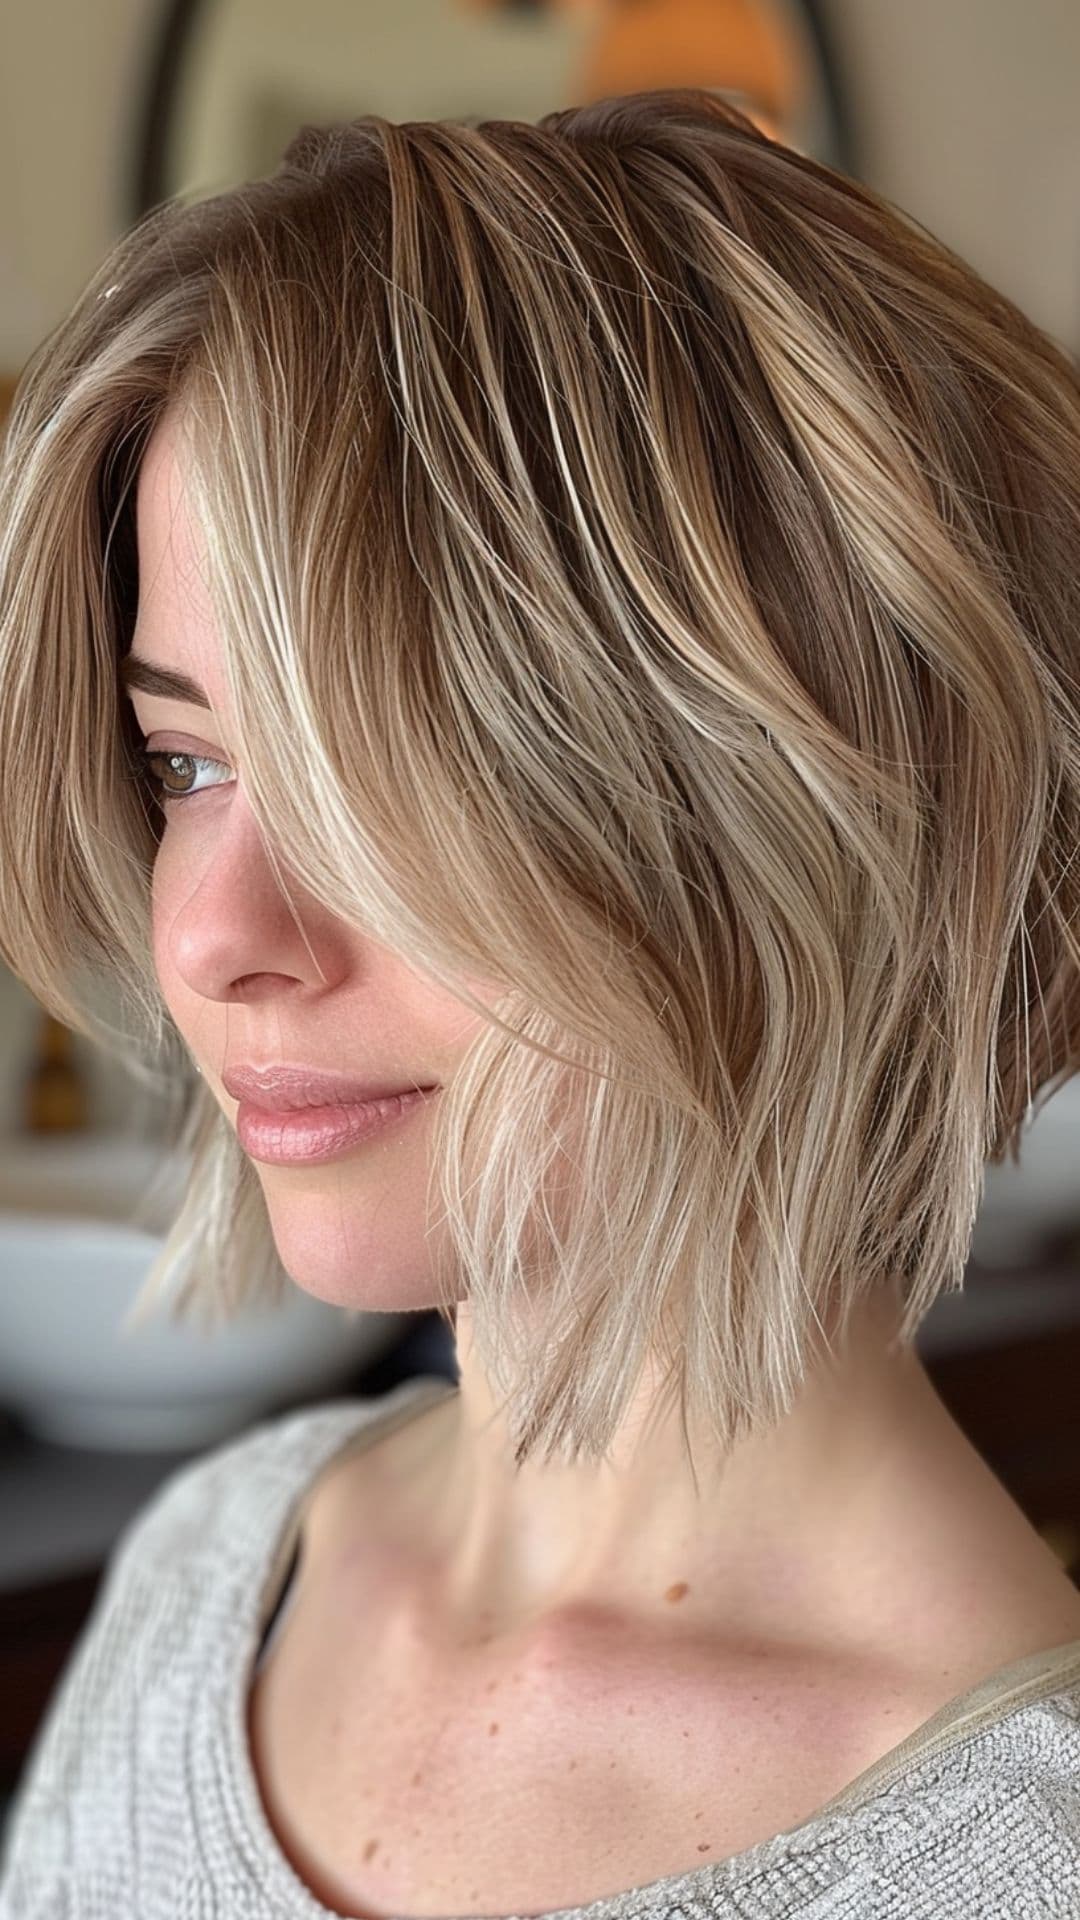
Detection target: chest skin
<box><xmin>245</xmin><ymin>1386</ymin><xmax>1080</xmax><ymax>1919</ymax></box>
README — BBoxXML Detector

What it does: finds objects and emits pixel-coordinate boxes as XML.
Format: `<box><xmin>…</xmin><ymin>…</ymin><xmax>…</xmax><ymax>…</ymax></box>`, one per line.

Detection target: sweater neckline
<box><xmin>221</xmin><ymin>1373</ymin><xmax>1080</xmax><ymax>1920</ymax></box>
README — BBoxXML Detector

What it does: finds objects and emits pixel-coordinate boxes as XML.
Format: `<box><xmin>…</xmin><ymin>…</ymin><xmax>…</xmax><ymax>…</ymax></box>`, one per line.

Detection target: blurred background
<box><xmin>1</xmin><ymin>0</ymin><xmax>1079</xmax><ymax>1842</ymax></box>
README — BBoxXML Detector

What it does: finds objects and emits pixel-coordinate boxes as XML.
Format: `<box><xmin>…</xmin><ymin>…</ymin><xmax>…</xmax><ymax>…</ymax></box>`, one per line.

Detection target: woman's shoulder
<box><xmin>105</xmin><ymin>1392</ymin><xmax>383</xmax><ymax>1585</ymax></box>
<box><xmin>745</xmin><ymin>1672</ymin><xmax>1080</xmax><ymax>1916</ymax></box>
<box><xmin>0</xmin><ymin>1379</ymin><xmax>449</xmax><ymax>1911</ymax></box>
<box><xmin>99</xmin><ymin>1371</ymin><xmax>452</xmax><ymax>1591</ymax></box>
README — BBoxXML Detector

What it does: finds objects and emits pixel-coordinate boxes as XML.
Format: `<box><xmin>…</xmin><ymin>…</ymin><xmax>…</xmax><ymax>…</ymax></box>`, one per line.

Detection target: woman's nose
<box><xmin>158</xmin><ymin>799</ymin><xmax>347</xmax><ymax>1005</ymax></box>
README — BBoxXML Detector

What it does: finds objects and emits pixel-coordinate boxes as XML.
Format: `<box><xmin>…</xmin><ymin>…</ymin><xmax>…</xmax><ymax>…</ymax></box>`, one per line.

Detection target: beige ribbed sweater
<box><xmin>2</xmin><ymin>1371</ymin><xmax>1080</xmax><ymax>1919</ymax></box>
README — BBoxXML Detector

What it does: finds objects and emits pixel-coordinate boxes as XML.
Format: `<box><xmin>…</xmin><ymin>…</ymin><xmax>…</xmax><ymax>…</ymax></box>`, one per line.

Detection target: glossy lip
<box><xmin>221</xmin><ymin>1063</ymin><xmax>439</xmax><ymax>1112</ymax></box>
<box><xmin>235</xmin><ymin>1087</ymin><xmax>438</xmax><ymax>1166</ymax></box>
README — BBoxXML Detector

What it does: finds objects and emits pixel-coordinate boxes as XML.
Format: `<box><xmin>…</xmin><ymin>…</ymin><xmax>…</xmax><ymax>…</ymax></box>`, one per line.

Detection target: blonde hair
<box><xmin>2</xmin><ymin>88</ymin><xmax>1079</xmax><ymax>1468</ymax></box>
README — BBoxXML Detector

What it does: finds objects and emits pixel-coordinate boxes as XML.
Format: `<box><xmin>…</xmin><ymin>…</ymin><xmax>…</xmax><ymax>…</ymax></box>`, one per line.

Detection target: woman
<box><xmin>1</xmin><ymin>87</ymin><xmax>1079</xmax><ymax>1920</ymax></box>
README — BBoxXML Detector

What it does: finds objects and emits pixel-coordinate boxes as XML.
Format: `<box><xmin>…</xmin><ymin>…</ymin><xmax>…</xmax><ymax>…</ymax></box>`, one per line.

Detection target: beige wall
<box><xmin>819</xmin><ymin>0</ymin><xmax>1080</xmax><ymax>353</ymax></box>
<box><xmin>1</xmin><ymin>0</ymin><xmax>153</xmax><ymax>371</ymax></box>
<box><xmin>2</xmin><ymin>0</ymin><xmax>1077</xmax><ymax>379</ymax></box>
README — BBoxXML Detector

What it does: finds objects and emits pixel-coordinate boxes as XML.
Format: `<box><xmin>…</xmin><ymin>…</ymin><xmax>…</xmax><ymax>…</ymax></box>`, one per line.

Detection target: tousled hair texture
<box><xmin>2</xmin><ymin>89</ymin><xmax>1079</xmax><ymax>1470</ymax></box>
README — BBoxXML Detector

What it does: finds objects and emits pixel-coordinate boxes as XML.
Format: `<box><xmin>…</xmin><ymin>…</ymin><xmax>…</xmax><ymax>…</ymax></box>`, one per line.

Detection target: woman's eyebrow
<box><xmin>119</xmin><ymin>651</ymin><xmax>212</xmax><ymax>709</ymax></box>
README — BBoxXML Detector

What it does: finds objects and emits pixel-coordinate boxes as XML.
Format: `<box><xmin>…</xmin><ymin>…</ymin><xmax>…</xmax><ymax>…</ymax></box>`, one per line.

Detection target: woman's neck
<box><xmin>408</xmin><ymin>1290</ymin><xmax>983</xmax><ymax>1651</ymax></box>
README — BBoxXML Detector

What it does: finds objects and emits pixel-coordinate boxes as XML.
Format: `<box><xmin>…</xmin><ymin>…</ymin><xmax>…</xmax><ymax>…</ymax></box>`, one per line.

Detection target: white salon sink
<box><xmin>969</xmin><ymin>1075</ymin><xmax>1080</xmax><ymax>1268</ymax></box>
<box><xmin>0</xmin><ymin>1127</ymin><xmax>407</xmax><ymax>1449</ymax></box>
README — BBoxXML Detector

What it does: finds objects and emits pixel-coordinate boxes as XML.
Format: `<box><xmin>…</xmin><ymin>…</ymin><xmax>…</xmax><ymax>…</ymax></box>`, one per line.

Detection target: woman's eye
<box><xmin>126</xmin><ymin>746</ymin><xmax>234</xmax><ymax>809</ymax></box>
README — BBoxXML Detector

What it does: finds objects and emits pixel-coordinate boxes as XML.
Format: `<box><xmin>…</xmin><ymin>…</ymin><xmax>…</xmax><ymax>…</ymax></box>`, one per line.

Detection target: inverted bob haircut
<box><xmin>2</xmin><ymin>88</ymin><xmax>1079</xmax><ymax>1469</ymax></box>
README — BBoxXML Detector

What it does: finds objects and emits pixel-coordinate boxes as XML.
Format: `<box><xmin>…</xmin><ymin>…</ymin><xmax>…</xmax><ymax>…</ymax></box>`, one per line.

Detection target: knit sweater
<box><xmin>2</xmin><ymin>1371</ymin><xmax>1080</xmax><ymax>1919</ymax></box>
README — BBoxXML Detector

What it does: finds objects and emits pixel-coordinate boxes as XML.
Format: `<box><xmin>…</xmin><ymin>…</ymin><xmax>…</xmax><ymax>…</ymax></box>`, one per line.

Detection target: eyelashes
<box><xmin>121</xmin><ymin>742</ymin><xmax>234</xmax><ymax>810</ymax></box>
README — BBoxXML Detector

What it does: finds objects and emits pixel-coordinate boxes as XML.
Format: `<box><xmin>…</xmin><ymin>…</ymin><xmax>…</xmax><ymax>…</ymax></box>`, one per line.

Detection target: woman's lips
<box><xmin>235</xmin><ymin>1086</ymin><xmax>439</xmax><ymax>1165</ymax></box>
<box><xmin>222</xmin><ymin>1062</ymin><xmax>436</xmax><ymax>1108</ymax></box>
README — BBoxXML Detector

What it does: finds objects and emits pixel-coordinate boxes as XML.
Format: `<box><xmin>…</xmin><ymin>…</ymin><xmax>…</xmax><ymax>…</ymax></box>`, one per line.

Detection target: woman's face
<box><xmin>124</xmin><ymin>410</ymin><xmax>499</xmax><ymax>1310</ymax></box>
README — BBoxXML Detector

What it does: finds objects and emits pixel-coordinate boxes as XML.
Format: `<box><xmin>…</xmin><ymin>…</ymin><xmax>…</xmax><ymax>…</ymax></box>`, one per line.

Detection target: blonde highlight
<box><xmin>2</xmin><ymin>89</ymin><xmax>1079</xmax><ymax>1466</ymax></box>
